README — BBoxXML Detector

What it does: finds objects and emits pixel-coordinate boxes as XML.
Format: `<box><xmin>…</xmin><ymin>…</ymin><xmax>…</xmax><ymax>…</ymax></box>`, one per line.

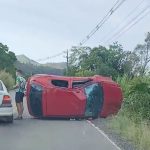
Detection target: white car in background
<box><xmin>0</xmin><ymin>80</ymin><xmax>13</xmax><ymax>123</ymax></box>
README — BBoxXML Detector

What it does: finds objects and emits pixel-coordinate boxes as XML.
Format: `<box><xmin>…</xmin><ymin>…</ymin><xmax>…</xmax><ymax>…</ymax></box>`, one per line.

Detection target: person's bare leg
<box><xmin>20</xmin><ymin>102</ymin><xmax>24</xmax><ymax>116</ymax></box>
<box><xmin>16</xmin><ymin>103</ymin><xmax>22</xmax><ymax>118</ymax></box>
<box><xmin>16</xmin><ymin>103</ymin><xmax>19</xmax><ymax>116</ymax></box>
<box><xmin>18</xmin><ymin>103</ymin><xmax>23</xmax><ymax>118</ymax></box>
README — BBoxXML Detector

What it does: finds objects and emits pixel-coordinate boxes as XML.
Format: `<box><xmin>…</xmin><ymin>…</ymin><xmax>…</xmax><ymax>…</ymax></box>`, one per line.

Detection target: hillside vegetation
<box><xmin>16</xmin><ymin>55</ymin><xmax>66</xmax><ymax>77</ymax></box>
<box><xmin>15</xmin><ymin>61</ymin><xmax>64</xmax><ymax>77</ymax></box>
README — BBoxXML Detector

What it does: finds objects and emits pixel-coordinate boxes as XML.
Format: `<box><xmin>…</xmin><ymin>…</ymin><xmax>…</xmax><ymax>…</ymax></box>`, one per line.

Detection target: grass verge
<box><xmin>110</xmin><ymin>114</ymin><xmax>150</xmax><ymax>150</ymax></box>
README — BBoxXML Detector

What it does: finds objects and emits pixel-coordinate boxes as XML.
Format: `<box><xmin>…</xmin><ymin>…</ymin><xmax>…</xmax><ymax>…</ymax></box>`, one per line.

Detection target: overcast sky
<box><xmin>0</xmin><ymin>0</ymin><xmax>150</xmax><ymax>63</ymax></box>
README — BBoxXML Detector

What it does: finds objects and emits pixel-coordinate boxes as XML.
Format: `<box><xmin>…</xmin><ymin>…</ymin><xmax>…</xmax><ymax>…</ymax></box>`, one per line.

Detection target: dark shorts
<box><xmin>15</xmin><ymin>92</ymin><xmax>24</xmax><ymax>103</ymax></box>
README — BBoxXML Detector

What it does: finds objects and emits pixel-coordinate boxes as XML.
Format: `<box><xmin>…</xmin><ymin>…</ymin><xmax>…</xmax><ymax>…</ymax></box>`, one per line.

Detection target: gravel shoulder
<box><xmin>91</xmin><ymin>118</ymin><xmax>137</xmax><ymax>150</ymax></box>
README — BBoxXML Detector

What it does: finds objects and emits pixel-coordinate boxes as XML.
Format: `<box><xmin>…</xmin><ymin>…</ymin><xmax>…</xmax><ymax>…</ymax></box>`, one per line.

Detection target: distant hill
<box><xmin>43</xmin><ymin>62</ymin><xmax>66</xmax><ymax>69</ymax></box>
<box><xmin>15</xmin><ymin>61</ymin><xmax>64</xmax><ymax>77</ymax></box>
<box><xmin>15</xmin><ymin>54</ymin><xmax>66</xmax><ymax>76</ymax></box>
<box><xmin>16</xmin><ymin>55</ymin><xmax>39</xmax><ymax>66</ymax></box>
<box><xmin>16</xmin><ymin>54</ymin><xmax>66</xmax><ymax>69</ymax></box>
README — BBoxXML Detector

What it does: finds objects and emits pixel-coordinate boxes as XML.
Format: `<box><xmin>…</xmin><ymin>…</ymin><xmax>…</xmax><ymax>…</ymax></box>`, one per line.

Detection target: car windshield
<box><xmin>84</xmin><ymin>83</ymin><xmax>103</xmax><ymax>117</ymax></box>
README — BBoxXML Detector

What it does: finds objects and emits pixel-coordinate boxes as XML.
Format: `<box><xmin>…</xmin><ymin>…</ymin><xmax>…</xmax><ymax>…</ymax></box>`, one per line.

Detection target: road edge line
<box><xmin>87</xmin><ymin>120</ymin><xmax>121</xmax><ymax>150</ymax></box>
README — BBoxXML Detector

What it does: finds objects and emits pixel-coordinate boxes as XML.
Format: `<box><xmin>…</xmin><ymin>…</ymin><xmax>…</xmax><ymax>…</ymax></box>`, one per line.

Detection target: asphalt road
<box><xmin>0</xmin><ymin>91</ymin><xmax>120</xmax><ymax>150</ymax></box>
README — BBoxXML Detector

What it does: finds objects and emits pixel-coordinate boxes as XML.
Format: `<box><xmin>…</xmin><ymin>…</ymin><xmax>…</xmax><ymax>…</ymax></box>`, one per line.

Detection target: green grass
<box><xmin>110</xmin><ymin>114</ymin><xmax>150</xmax><ymax>150</ymax></box>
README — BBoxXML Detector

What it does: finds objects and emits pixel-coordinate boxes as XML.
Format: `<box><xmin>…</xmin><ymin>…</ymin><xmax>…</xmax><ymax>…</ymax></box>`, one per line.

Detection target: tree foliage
<box><xmin>118</xmin><ymin>76</ymin><xmax>150</xmax><ymax>121</ymax></box>
<box><xmin>134</xmin><ymin>32</ymin><xmax>150</xmax><ymax>76</ymax></box>
<box><xmin>0</xmin><ymin>70</ymin><xmax>15</xmax><ymax>90</ymax></box>
<box><xmin>67</xmin><ymin>42</ymin><xmax>140</xmax><ymax>79</ymax></box>
<box><xmin>0</xmin><ymin>43</ymin><xmax>17</xmax><ymax>77</ymax></box>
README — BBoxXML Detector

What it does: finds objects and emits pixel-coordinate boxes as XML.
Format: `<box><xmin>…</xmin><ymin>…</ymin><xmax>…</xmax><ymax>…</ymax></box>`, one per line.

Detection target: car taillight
<box><xmin>2</xmin><ymin>95</ymin><xmax>11</xmax><ymax>104</ymax></box>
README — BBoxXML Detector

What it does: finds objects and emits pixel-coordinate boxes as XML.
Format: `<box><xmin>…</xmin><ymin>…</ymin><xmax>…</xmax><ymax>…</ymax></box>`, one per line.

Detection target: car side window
<box><xmin>51</xmin><ymin>80</ymin><xmax>68</xmax><ymax>88</ymax></box>
<box><xmin>0</xmin><ymin>82</ymin><xmax>3</xmax><ymax>91</ymax></box>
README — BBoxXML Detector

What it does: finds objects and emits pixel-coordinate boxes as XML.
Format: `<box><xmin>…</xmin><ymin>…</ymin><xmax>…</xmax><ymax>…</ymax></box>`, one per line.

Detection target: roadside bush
<box><xmin>116</xmin><ymin>75</ymin><xmax>131</xmax><ymax>98</ymax></box>
<box><xmin>0</xmin><ymin>70</ymin><xmax>15</xmax><ymax>90</ymax></box>
<box><xmin>75</xmin><ymin>69</ymin><xmax>95</xmax><ymax>77</ymax></box>
<box><xmin>123</xmin><ymin>77</ymin><xmax>150</xmax><ymax>121</ymax></box>
<box><xmin>116</xmin><ymin>75</ymin><xmax>150</xmax><ymax>121</ymax></box>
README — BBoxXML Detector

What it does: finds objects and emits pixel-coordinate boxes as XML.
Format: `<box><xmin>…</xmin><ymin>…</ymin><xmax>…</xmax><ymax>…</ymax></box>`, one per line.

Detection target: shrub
<box><xmin>75</xmin><ymin>69</ymin><xmax>95</xmax><ymax>77</ymax></box>
<box><xmin>116</xmin><ymin>75</ymin><xmax>131</xmax><ymax>98</ymax></box>
<box><xmin>0</xmin><ymin>70</ymin><xmax>15</xmax><ymax>90</ymax></box>
<box><xmin>116</xmin><ymin>76</ymin><xmax>150</xmax><ymax>121</ymax></box>
<box><xmin>124</xmin><ymin>77</ymin><xmax>150</xmax><ymax>121</ymax></box>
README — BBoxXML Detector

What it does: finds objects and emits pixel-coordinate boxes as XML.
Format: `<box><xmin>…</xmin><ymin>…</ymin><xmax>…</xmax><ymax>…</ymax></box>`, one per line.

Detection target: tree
<box><xmin>0</xmin><ymin>43</ymin><xmax>17</xmax><ymax>77</ymax></box>
<box><xmin>67</xmin><ymin>42</ymin><xmax>141</xmax><ymax>79</ymax></box>
<box><xmin>66</xmin><ymin>46</ymin><xmax>91</xmax><ymax>76</ymax></box>
<box><xmin>134</xmin><ymin>32</ymin><xmax>150</xmax><ymax>76</ymax></box>
<box><xmin>122</xmin><ymin>52</ymin><xmax>140</xmax><ymax>77</ymax></box>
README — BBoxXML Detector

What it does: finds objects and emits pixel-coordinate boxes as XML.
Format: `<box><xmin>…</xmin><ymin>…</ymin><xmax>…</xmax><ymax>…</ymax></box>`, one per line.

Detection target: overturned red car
<box><xmin>26</xmin><ymin>74</ymin><xmax>123</xmax><ymax>119</ymax></box>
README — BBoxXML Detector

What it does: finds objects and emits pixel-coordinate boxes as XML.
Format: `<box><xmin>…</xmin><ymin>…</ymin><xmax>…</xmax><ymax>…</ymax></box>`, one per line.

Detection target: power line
<box><xmin>79</xmin><ymin>0</ymin><xmax>121</xmax><ymax>45</ymax></box>
<box><xmin>37</xmin><ymin>51</ymin><xmax>65</xmax><ymax>62</ymax></box>
<box><xmin>37</xmin><ymin>0</ymin><xmax>127</xmax><ymax>62</ymax></box>
<box><xmin>79</xmin><ymin>0</ymin><xmax>127</xmax><ymax>46</ymax></box>
<box><xmin>100</xmin><ymin>0</ymin><xmax>145</xmax><ymax>43</ymax></box>
<box><xmin>114</xmin><ymin>8</ymin><xmax>150</xmax><ymax>40</ymax></box>
<box><xmin>104</xmin><ymin>6</ymin><xmax>150</xmax><ymax>44</ymax></box>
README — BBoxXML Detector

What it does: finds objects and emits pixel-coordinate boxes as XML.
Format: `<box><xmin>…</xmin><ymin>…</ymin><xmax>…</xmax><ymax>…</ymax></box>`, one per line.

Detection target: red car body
<box><xmin>26</xmin><ymin>74</ymin><xmax>123</xmax><ymax>119</ymax></box>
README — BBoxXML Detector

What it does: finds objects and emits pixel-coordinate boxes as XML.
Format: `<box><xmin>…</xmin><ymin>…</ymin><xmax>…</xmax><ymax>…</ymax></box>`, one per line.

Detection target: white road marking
<box><xmin>87</xmin><ymin>120</ymin><xmax>121</xmax><ymax>150</ymax></box>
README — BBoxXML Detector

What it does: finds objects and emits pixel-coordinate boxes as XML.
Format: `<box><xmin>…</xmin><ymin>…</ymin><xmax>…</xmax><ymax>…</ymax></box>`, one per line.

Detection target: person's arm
<box><xmin>13</xmin><ymin>84</ymin><xmax>19</xmax><ymax>89</ymax></box>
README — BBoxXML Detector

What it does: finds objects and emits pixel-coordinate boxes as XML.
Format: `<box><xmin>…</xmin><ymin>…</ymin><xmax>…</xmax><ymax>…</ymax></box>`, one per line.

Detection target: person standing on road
<box><xmin>13</xmin><ymin>69</ymin><xmax>26</xmax><ymax>120</ymax></box>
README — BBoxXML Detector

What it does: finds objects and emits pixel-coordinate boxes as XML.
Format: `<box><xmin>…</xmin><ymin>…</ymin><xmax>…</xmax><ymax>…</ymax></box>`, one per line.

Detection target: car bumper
<box><xmin>0</xmin><ymin>107</ymin><xmax>13</xmax><ymax>117</ymax></box>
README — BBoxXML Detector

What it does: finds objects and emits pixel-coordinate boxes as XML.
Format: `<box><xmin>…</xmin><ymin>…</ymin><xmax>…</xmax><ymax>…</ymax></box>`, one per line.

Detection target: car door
<box><xmin>46</xmin><ymin>79</ymin><xmax>86</xmax><ymax>117</ymax></box>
